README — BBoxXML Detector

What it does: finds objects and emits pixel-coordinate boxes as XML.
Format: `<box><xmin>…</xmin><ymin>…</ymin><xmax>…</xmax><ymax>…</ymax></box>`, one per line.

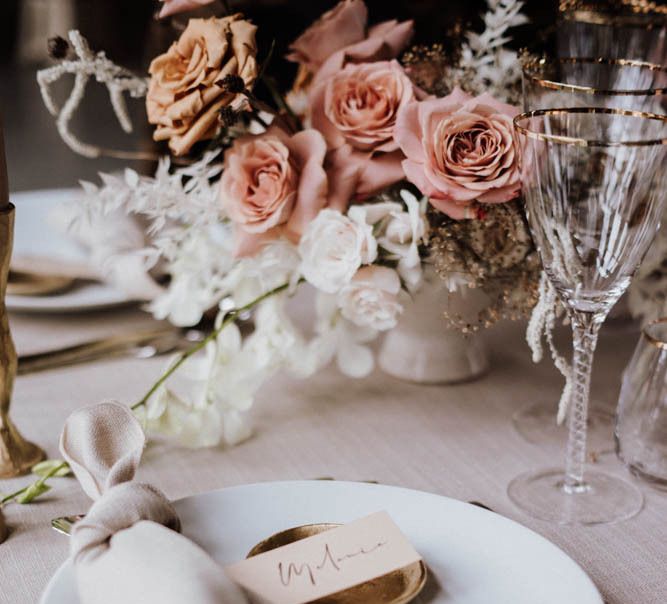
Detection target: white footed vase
<box><xmin>379</xmin><ymin>271</ymin><xmax>489</xmax><ymax>384</ymax></box>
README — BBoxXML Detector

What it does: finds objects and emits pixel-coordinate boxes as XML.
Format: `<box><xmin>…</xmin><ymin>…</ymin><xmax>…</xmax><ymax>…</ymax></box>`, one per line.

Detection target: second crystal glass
<box><xmin>509</xmin><ymin>108</ymin><xmax>667</xmax><ymax>524</ymax></box>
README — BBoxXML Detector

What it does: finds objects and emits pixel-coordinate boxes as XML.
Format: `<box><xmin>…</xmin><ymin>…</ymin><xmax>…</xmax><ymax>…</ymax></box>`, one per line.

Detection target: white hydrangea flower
<box><xmin>149</xmin><ymin>224</ymin><xmax>236</xmax><ymax>326</ymax></box>
<box><xmin>299</xmin><ymin>209</ymin><xmax>377</xmax><ymax>293</ymax></box>
<box><xmin>221</xmin><ymin>239</ymin><xmax>301</xmax><ymax>308</ymax></box>
<box><xmin>310</xmin><ymin>292</ymin><xmax>379</xmax><ymax>378</ymax></box>
<box><xmin>377</xmin><ymin>190</ymin><xmax>429</xmax><ymax>292</ymax></box>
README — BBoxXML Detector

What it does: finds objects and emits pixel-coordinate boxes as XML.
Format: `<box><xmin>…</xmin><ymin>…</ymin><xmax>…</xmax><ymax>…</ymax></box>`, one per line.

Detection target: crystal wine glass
<box><xmin>558</xmin><ymin>2</ymin><xmax>667</xmax><ymax>64</ymax></box>
<box><xmin>515</xmin><ymin>57</ymin><xmax>667</xmax><ymax>449</ymax></box>
<box><xmin>523</xmin><ymin>57</ymin><xmax>667</xmax><ymax>114</ymax></box>
<box><xmin>509</xmin><ymin>107</ymin><xmax>667</xmax><ymax>524</ymax></box>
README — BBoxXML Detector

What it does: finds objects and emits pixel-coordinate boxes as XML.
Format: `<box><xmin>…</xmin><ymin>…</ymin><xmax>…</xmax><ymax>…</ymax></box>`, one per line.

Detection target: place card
<box><xmin>224</xmin><ymin>511</ymin><xmax>422</xmax><ymax>604</ymax></box>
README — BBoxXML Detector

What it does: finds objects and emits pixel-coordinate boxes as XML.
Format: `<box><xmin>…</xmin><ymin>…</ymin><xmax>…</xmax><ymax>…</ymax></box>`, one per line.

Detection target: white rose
<box><xmin>338</xmin><ymin>266</ymin><xmax>403</xmax><ymax>331</ymax></box>
<box><xmin>299</xmin><ymin>209</ymin><xmax>377</xmax><ymax>293</ymax></box>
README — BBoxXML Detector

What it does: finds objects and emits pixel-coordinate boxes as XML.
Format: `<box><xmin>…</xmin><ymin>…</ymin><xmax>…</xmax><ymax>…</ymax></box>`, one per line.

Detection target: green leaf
<box><xmin>32</xmin><ymin>459</ymin><xmax>71</xmax><ymax>478</ymax></box>
<box><xmin>16</xmin><ymin>482</ymin><xmax>51</xmax><ymax>504</ymax></box>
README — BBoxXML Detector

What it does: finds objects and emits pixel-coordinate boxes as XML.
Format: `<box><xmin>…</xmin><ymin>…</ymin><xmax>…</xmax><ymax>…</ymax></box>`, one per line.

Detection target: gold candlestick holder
<box><xmin>0</xmin><ymin>204</ymin><xmax>45</xmax><ymax>477</ymax></box>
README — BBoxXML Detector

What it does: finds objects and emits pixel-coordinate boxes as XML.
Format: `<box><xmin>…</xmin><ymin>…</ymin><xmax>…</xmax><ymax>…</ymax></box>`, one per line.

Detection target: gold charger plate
<box><xmin>247</xmin><ymin>523</ymin><xmax>427</xmax><ymax>604</ymax></box>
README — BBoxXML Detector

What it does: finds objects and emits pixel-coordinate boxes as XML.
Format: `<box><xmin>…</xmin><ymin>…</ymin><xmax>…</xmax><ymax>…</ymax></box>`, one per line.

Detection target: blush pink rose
<box><xmin>313</xmin><ymin>16</ymin><xmax>414</xmax><ymax>84</ymax></box>
<box><xmin>220</xmin><ymin>127</ymin><xmax>328</xmax><ymax>256</ymax></box>
<box><xmin>310</xmin><ymin>60</ymin><xmax>416</xmax><ymax>209</ymax></box>
<box><xmin>287</xmin><ymin>0</ymin><xmax>413</xmax><ymax>82</ymax></box>
<box><xmin>395</xmin><ymin>87</ymin><xmax>521</xmax><ymax>219</ymax></box>
<box><xmin>158</xmin><ymin>0</ymin><xmax>215</xmax><ymax>18</ymax></box>
<box><xmin>286</xmin><ymin>0</ymin><xmax>368</xmax><ymax>73</ymax></box>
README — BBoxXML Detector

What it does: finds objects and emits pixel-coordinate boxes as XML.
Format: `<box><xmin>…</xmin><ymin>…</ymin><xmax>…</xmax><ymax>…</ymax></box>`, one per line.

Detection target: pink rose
<box><xmin>158</xmin><ymin>0</ymin><xmax>215</xmax><ymax>18</ymax></box>
<box><xmin>220</xmin><ymin>127</ymin><xmax>328</xmax><ymax>256</ymax></box>
<box><xmin>310</xmin><ymin>60</ymin><xmax>415</xmax><ymax>209</ymax></box>
<box><xmin>287</xmin><ymin>0</ymin><xmax>413</xmax><ymax>82</ymax></box>
<box><xmin>314</xmin><ymin>17</ymin><xmax>414</xmax><ymax>84</ymax></box>
<box><xmin>286</xmin><ymin>0</ymin><xmax>368</xmax><ymax>73</ymax></box>
<box><xmin>395</xmin><ymin>87</ymin><xmax>521</xmax><ymax>219</ymax></box>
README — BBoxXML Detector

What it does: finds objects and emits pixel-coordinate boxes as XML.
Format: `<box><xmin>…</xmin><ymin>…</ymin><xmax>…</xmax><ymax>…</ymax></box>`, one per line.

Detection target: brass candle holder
<box><xmin>0</xmin><ymin>120</ymin><xmax>45</xmax><ymax>478</ymax></box>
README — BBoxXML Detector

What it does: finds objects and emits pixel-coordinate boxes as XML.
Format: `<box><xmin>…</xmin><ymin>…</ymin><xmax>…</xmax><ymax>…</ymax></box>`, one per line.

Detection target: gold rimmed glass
<box><xmin>616</xmin><ymin>318</ymin><xmax>667</xmax><ymax>488</ymax></box>
<box><xmin>515</xmin><ymin>57</ymin><xmax>667</xmax><ymax>449</ymax></box>
<box><xmin>558</xmin><ymin>1</ymin><xmax>667</xmax><ymax>62</ymax></box>
<box><xmin>523</xmin><ymin>57</ymin><xmax>667</xmax><ymax>113</ymax></box>
<box><xmin>509</xmin><ymin>107</ymin><xmax>667</xmax><ymax>524</ymax></box>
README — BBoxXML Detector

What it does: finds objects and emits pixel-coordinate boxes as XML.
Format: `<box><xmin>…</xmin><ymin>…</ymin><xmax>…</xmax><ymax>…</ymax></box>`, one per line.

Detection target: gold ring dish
<box><xmin>247</xmin><ymin>523</ymin><xmax>428</xmax><ymax>604</ymax></box>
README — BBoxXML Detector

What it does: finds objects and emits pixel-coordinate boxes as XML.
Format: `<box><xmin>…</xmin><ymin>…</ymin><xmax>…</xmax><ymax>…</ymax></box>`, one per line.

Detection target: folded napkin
<box><xmin>60</xmin><ymin>401</ymin><xmax>247</xmax><ymax>604</ymax></box>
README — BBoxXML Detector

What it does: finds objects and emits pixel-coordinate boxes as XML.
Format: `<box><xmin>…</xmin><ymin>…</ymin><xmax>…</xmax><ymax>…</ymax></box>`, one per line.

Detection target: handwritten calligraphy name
<box><xmin>278</xmin><ymin>540</ymin><xmax>387</xmax><ymax>587</ymax></box>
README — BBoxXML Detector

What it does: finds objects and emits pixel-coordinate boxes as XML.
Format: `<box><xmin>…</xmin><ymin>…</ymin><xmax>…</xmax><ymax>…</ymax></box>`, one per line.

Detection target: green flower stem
<box><xmin>0</xmin><ymin>461</ymin><xmax>69</xmax><ymax>506</ymax></box>
<box><xmin>131</xmin><ymin>282</ymin><xmax>293</xmax><ymax>411</ymax></box>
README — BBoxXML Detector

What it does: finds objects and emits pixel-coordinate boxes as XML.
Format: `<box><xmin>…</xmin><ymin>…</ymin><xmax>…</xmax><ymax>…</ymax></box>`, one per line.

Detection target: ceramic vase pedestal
<box><xmin>378</xmin><ymin>273</ymin><xmax>488</xmax><ymax>384</ymax></box>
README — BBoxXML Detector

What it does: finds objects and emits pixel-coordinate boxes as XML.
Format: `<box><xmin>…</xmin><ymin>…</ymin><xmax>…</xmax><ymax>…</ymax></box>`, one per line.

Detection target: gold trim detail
<box><xmin>559</xmin><ymin>1</ymin><xmax>667</xmax><ymax>25</ymax></box>
<box><xmin>522</xmin><ymin>56</ymin><xmax>667</xmax><ymax>96</ymax></box>
<box><xmin>513</xmin><ymin>107</ymin><xmax>667</xmax><ymax>147</ymax></box>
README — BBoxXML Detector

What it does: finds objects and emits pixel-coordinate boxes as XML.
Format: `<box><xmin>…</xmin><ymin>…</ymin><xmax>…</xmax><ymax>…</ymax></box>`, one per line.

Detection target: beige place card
<box><xmin>224</xmin><ymin>511</ymin><xmax>422</xmax><ymax>604</ymax></box>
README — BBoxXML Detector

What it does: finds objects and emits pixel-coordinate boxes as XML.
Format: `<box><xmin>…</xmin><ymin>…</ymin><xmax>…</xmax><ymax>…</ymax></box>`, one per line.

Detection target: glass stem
<box><xmin>564</xmin><ymin>311</ymin><xmax>603</xmax><ymax>492</ymax></box>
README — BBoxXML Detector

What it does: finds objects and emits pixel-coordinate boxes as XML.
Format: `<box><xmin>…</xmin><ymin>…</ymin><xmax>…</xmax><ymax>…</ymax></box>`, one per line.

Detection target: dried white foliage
<box><xmin>36</xmin><ymin>30</ymin><xmax>148</xmax><ymax>158</ymax></box>
<box><xmin>459</xmin><ymin>0</ymin><xmax>528</xmax><ymax>100</ymax></box>
<box><xmin>72</xmin><ymin>151</ymin><xmax>231</xmax><ymax>324</ymax></box>
<box><xmin>526</xmin><ymin>273</ymin><xmax>573</xmax><ymax>424</ymax></box>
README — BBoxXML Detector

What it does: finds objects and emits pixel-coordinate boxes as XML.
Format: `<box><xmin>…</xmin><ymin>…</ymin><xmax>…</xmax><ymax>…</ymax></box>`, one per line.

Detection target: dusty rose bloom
<box><xmin>158</xmin><ymin>0</ymin><xmax>216</xmax><ymax>19</ymax></box>
<box><xmin>286</xmin><ymin>0</ymin><xmax>368</xmax><ymax>73</ymax></box>
<box><xmin>287</xmin><ymin>0</ymin><xmax>413</xmax><ymax>81</ymax></box>
<box><xmin>147</xmin><ymin>15</ymin><xmax>257</xmax><ymax>156</ymax></box>
<box><xmin>310</xmin><ymin>60</ymin><xmax>416</xmax><ymax>209</ymax></box>
<box><xmin>395</xmin><ymin>87</ymin><xmax>521</xmax><ymax>219</ymax></box>
<box><xmin>313</xmin><ymin>16</ymin><xmax>414</xmax><ymax>85</ymax></box>
<box><xmin>220</xmin><ymin>127</ymin><xmax>328</xmax><ymax>256</ymax></box>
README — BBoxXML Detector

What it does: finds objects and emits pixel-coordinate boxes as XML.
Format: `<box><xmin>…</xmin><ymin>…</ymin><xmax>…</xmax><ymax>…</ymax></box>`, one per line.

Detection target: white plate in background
<box><xmin>8</xmin><ymin>189</ymin><xmax>133</xmax><ymax>313</ymax></box>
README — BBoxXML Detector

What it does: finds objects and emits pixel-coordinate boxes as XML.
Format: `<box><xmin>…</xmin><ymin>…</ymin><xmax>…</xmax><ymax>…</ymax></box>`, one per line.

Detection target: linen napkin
<box><xmin>60</xmin><ymin>401</ymin><xmax>247</xmax><ymax>604</ymax></box>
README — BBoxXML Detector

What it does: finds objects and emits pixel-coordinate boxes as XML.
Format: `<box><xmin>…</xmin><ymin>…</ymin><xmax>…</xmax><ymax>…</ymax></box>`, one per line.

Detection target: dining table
<box><xmin>0</xmin><ymin>306</ymin><xmax>665</xmax><ymax>604</ymax></box>
<box><xmin>1</xmin><ymin>40</ymin><xmax>666</xmax><ymax>604</ymax></box>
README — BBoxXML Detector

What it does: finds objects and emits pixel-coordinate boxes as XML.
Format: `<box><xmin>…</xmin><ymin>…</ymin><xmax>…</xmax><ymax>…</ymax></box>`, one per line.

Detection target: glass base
<box><xmin>508</xmin><ymin>468</ymin><xmax>643</xmax><ymax>525</ymax></box>
<box><xmin>513</xmin><ymin>402</ymin><xmax>614</xmax><ymax>452</ymax></box>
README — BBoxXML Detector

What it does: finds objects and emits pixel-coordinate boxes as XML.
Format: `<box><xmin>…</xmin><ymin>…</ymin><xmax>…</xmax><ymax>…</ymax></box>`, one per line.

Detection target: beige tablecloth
<box><xmin>0</xmin><ymin>308</ymin><xmax>665</xmax><ymax>604</ymax></box>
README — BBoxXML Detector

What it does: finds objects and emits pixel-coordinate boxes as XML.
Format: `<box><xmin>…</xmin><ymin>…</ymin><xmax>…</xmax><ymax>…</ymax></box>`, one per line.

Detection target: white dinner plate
<box><xmin>7</xmin><ymin>189</ymin><xmax>133</xmax><ymax>313</ymax></box>
<box><xmin>40</xmin><ymin>480</ymin><xmax>603</xmax><ymax>604</ymax></box>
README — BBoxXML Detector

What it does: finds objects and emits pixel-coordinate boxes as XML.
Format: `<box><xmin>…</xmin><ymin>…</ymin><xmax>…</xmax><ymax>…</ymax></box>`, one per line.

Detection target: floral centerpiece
<box><xmin>37</xmin><ymin>0</ymin><xmax>538</xmax><ymax>447</ymax></box>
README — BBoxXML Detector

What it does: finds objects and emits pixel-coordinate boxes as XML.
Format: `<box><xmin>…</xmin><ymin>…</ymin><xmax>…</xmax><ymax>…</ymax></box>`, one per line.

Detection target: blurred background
<box><xmin>0</xmin><ymin>0</ymin><xmax>557</xmax><ymax>191</ymax></box>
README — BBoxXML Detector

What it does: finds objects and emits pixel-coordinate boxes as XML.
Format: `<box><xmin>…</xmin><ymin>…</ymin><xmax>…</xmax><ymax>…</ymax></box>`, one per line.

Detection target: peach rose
<box><xmin>220</xmin><ymin>127</ymin><xmax>328</xmax><ymax>256</ymax></box>
<box><xmin>395</xmin><ymin>87</ymin><xmax>521</xmax><ymax>219</ymax></box>
<box><xmin>310</xmin><ymin>60</ymin><xmax>415</xmax><ymax>209</ymax></box>
<box><xmin>286</xmin><ymin>0</ymin><xmax>368</xmax><ymax>73</ymax></box>
<box><xmin>158</xmin><ymin>0</ymin><xmax>215</xmax><ymax>19</ymax></box>
<box><xmin>147</xmin><ymin>15</ymin><xmax>257</xmax><ymax>156</ymax></box>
